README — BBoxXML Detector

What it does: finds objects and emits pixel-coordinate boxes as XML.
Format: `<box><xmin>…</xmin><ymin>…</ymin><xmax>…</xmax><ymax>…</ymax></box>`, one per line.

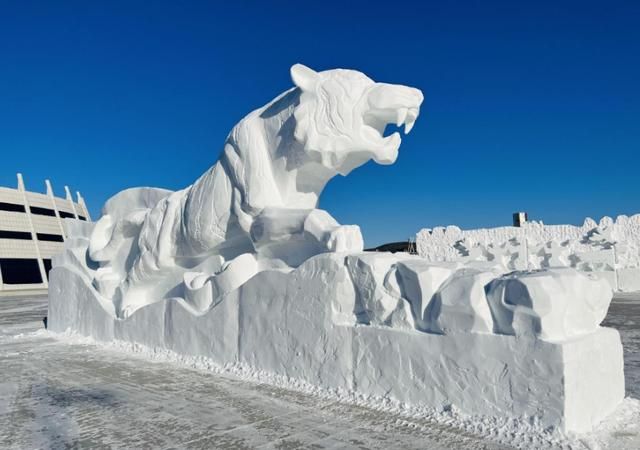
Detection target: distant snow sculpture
<box><xmin>88</xmin><ymin>64</ymin><xmax>423</xmax><ymax>317</ymax></box>
<box><xmin>49</xmin><ymin>64</ymin><xmax>625</xmax><ymax>435</ymax></box>
<box><xmin>415</xmin><ymin>215</ymin><xmax>640</xmax><ymax>292</ymax></box>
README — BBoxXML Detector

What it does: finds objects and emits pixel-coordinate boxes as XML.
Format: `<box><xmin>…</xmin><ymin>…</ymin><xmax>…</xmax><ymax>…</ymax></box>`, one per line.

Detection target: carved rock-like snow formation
<box><xmin>396</xmin><ymin>260</ymin><xmax>461</xmax><ymax>331</ymax></box>
<box><xmin>428</xmin><ymin>268</ymin><xmax>496</xmax><ymax>334</ymax></box>
<box><xmin>49</xmin><ymin>64</ymin><xmax>625</xmax><ymax>435</ymax></box>
<box><xmin>485</xmin><ymin>268</ymin><xmax>613</xmax><ymax>341</ymax></box>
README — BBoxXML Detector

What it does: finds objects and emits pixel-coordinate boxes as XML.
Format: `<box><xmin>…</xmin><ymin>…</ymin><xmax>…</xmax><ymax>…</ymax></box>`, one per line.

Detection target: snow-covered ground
<box><xmin>1</xmin><ymin>295</ymin><xmax>639</xmax><ymax>449</ymax></box>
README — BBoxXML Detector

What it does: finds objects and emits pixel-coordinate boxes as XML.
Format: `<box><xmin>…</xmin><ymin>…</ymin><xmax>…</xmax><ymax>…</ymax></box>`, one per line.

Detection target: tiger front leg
<box><xmin>249</xmin><ymin>208</ymin><xmax>363</xmax><ymax>259</ymax></box>
<box><xmin>304</xmin><ymin>210</ymin><xmax>364</xmax><ymax>253</ymax></box>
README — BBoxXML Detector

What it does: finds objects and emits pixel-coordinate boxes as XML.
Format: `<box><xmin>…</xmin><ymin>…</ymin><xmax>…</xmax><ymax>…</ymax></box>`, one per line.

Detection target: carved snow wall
<box><xmin>416</xmin><ymin>215</ymin><xmax>640</xmax><ymax>292</ymax></box>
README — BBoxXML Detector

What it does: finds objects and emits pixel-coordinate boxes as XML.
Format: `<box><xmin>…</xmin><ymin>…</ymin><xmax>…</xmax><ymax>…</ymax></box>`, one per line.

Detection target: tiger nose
<box><xmin>367</xmin><ymin>83</ymin><xmax>424</xmax><ymax>111</ymax></box>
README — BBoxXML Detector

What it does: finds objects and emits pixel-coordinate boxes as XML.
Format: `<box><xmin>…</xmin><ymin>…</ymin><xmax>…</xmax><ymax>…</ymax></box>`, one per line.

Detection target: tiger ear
<box><xmin>290</xmin><ymin>63</ymin><xmax>318</xmax><ymax>92</ymax></box>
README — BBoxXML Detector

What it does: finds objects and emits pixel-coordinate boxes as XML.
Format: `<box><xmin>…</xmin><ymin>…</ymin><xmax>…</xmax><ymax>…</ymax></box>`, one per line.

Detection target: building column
<box><xmin>16</xmin><ymin>173</ymin><xmax>48</xmax><ymax>288</ymax></box>
<box><xmin>46</xmin><ymin>179</ymin><xmax>67</xmax><ymax>240</ymax></box>
<box><xmin>77</xmin><ymin>191</ymin><xmax>91</xmax><ymax>221</ymax></box>
<box><xmin>64</xmin><ymin>185</ymin><xmax>79</xmax><ymax>219</ymax></box>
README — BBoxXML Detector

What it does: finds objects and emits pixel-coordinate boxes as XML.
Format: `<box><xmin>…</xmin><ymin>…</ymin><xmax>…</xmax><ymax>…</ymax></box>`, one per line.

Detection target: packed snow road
<box><xmin>1</xmin><ymin>294</ymin><xmax>639</xmax><ymax>449</ymax></box>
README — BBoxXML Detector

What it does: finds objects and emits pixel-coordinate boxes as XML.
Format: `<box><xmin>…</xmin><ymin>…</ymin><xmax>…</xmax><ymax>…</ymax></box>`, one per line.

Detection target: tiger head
<box><xmin>291</xmin><ymin>64</ymin><xmax>423</xmax><ymax>175</ymax></box>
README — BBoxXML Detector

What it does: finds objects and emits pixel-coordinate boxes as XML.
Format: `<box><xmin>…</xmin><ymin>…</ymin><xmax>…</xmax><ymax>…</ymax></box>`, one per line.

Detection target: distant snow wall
<box><xmin>416</xmin><ymin>214</ymin><xmax>640</xmax><ymax>292</ymax></box>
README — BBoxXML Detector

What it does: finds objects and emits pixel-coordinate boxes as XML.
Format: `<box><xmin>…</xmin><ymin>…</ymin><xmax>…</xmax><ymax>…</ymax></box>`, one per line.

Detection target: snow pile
<box><xmin>416</xmin><ymin>215</ymin><xmax>640</xmax><ymax>292</ymax></box>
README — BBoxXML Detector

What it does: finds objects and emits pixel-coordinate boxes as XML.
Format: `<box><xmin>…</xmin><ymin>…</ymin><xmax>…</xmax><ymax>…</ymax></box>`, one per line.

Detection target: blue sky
<box><xmin>1</xmin><ymin>1</ymin><xmax>638</xmax><ymax>246</ymax></box>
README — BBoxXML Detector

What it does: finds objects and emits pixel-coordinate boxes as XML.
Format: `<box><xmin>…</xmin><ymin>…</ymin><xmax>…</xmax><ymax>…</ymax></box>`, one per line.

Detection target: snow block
<box><xmin>346</xmin><ymin>253</ymin><xmax>401</xmax><ymax>324</ymax></box>
<box><xmin>427</xmin><ymin>268</ymin><xmax>495</xmax><ymax>334</ymax></box>
<box><xmin>396</xmin><ymin>260</ymin><xmax>459</xmax><ymax>331</ymax></box>
<box><xmin>485</xmin><ymin>268</ymin><xmax>612</xmax><ymax>341</ymax></box>
<box><xmin>48</xmin><ymin>253</ymin><xmax>625</xmax><ymax>434</ymax></box>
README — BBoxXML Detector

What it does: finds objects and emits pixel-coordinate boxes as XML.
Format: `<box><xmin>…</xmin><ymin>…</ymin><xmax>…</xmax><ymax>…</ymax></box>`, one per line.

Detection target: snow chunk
<box><xmin>428</xmin><ymin>269</ymin><xmax>496</xmax><ymax>334</ymax></box>
<box><xmin>485</xmin><ymin>267</ymin><xmax>612</xmax><ymax>340</ymax></box>
<box><xmin>396</xmin><ymin>260</ymin><xmax>460</xmax><ymax>331</ymax></box>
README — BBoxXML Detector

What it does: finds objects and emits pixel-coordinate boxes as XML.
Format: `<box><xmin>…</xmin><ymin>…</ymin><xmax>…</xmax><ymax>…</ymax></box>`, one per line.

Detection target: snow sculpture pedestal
<box><xmin>49</xmin><ymin>247</ymin><xmax>624</xmax><ymax>434</ymax></box>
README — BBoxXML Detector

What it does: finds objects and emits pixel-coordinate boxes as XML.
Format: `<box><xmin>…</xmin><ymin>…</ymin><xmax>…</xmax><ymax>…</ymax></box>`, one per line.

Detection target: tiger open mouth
<box><xmin>363</xmin><ymin>105</ymin><xmax>419</xmax><ymax>136</ymax></box>
<box><xmin>360</xmin><ymin>84</ymin><xmax>423</xmax><ymax>162</ymax></box>
<box><xmin>360</xmin><ymin>82</ymin><xmax>423</xmax><ymax>159</ymax></box>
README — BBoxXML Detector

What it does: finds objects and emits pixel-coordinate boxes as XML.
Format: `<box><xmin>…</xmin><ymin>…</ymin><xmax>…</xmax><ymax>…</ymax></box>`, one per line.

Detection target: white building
<box><xmin>0</xmin><ymin>174</ymin><xmax>91</xmax><ymax>294</ymax></box>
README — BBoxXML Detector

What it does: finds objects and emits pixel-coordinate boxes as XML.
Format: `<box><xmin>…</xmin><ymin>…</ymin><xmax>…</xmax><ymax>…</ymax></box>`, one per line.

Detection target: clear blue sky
<box><xmin>1</xmin><ymin>1</ymin><xmax>638</xmax><ymax>246</ymax></box>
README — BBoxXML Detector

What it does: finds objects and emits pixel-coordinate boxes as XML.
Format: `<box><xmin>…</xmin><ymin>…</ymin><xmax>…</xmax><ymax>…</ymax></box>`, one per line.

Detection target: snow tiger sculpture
<box><xmin>88</xmin><ymin>64</ymin><xmax>423</xmax><ymax>318</ymax></box>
